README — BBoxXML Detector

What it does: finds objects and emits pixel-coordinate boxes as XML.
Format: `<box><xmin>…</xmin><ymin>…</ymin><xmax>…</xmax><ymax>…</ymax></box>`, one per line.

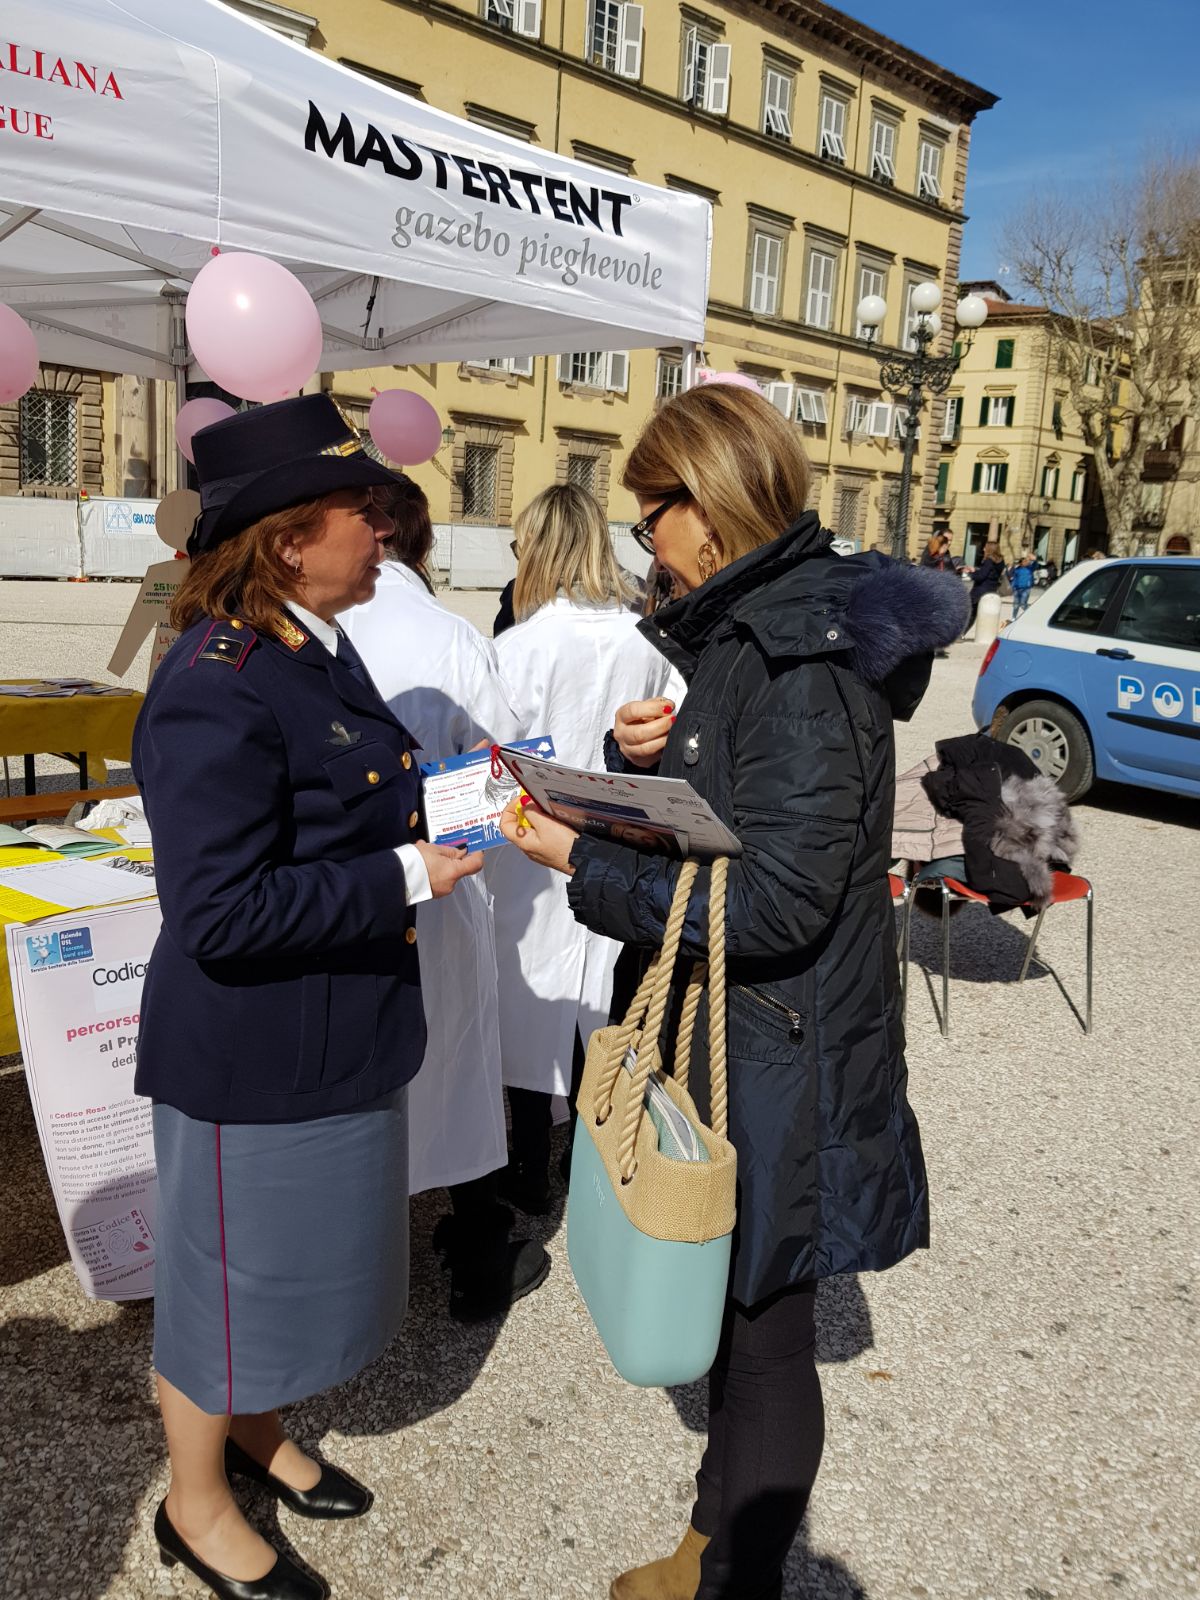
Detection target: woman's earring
<box><xmin>697</xmin><ymin>541</ymin><xmax>717</xmax><ymax>583</ymax></box>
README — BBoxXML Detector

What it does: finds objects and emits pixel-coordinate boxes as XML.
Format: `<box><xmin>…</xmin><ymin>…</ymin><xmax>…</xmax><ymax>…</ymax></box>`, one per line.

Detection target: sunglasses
<box><xmin>630</xmin><ymin>487</ymin><xmax>688</xmax><ymax>554</ymax></box>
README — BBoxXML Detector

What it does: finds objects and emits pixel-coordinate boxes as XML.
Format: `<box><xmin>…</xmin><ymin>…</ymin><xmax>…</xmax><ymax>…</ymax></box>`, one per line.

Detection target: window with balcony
<box><xmin>655</xmin><ymin>354</ymin><xmax>683</xmax><ymax>399</ymax></box>
<box><xmin>870</xmin><ymin>117</ymin><xmax>897</xmax><ymax>184</ymax></box>
<box><xmin>483</xmin><ymin>0</ymin><xmax>541</xmax><ymax>36</ymax></box>
<box><xmin>818</xmin><ymin>92</ymin><xmax>847</xmax><ymax>163</ymax></box>
<box><xmin>980</xmin><ymin>395</ymin><xmax>1015</xmax><ymax>427</ymax></box>
<box><xmin>588</xmin><ymin>1</ymin><xmax>642</xmax><ymax>79</ymax></box>
<box><xmin>682</xmin><ymin>24</ymin><xmax>730</xmax><ymax>114</ymax></box>
<box><xmin>856</xmin><ymin>263</ymin><xmax>885</xmax><ymax>337</ymax></box>
<box><xmin>19</xmin><ymin>391</ymin><xmax>78</xmax><ymax>488</ymax></box>
<box><xmin>805</xmin><ymin>249</ymin><xmax>837</xmax><ymax>331</ymax></box>
<box><xmin>942</xmin><ymin>395</ymin><xmax>962</xmax><ymax>441</ymax></box>
<box><xmin>761</xmin><ymin>66</ymin><xmax>793</xmax><ymax>140</ymax></box>
<box><xmin>972</xmin><ymin>460</ymin><xmax>1009</xmax><ymax>494</ymax></box>
<box><xmin>558</xmin><ymin>350</ymin><xmax>629</xmax><ymax>392</ymax></box>
<box><xmin>917</xmin><ymin>137</ymin><xmax>944</xmax><ymax>201</ymax></box>
<box><xmin>748</xmin><ymin>229</ymin><xmax>783</xmax><ymax>317</ymax></box>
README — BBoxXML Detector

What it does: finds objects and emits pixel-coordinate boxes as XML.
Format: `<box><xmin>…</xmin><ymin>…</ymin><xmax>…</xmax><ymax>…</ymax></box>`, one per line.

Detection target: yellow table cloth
<box><xmin>0</xmin><ymin>682</ymin><xmax>144</xmax><ymax>779</ymax></box>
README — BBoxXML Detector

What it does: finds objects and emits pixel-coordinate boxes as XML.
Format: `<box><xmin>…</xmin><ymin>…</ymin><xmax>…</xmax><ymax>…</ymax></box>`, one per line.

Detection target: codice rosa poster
<box><xmin>8</xmin><ymin>900</ymin><xmax>161</xmax><ymax>1300</ymax></box>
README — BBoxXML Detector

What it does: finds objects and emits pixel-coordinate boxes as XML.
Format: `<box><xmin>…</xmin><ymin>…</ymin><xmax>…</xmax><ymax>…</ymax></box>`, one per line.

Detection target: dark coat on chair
<box><xmin>133</xmin><ymin>614</ymin><xmax>426</xmax><ymax>1125</ymax></box>
<box><xmin>566</xmin><ymin>517</ymin><xmax>967</xmax><ymax>1305</ymax></box>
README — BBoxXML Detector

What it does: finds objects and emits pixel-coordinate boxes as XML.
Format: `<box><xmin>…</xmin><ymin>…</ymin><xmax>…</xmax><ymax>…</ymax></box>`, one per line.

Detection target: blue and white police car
<box><xmin>972</xmin><ymin>557</ymin><xmax>1200</xmax><ymax>801</ymax></box>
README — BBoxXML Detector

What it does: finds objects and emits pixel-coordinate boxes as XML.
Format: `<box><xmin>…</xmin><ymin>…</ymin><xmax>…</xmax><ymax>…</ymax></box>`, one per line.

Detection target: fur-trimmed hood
<box><xmin>991</xmin><ymin>772</ymin><xmax>1081</xmax><ymax>905</ymax></box>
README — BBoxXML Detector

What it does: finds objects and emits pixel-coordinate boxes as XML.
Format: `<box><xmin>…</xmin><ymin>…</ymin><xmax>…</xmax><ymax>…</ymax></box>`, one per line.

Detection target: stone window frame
<box><xmin>1</xmin><ymin>365</ymin><xmax>102</xmax><ymax>500</ymax></box>
<box><xmin>570</xmin><ymin>139</ymin><xmax>635</xmax><ymax>175</ymax></box>
<box><xmin>449</xmin><ymin>415</ymin><xmax>519</xmax><ymax>525</ymax></box>
<box><xmin>464</xmin><ymin>103</ymin><xmax>537</xmax><ymax>142</ymax></box>
<box><xmin>554</xmin><ymin>427</ymin><xmax>619</xmax><ymax>515</ymax></box>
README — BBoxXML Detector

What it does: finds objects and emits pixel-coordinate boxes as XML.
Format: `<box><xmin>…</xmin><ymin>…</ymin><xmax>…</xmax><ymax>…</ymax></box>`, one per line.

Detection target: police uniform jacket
<box><xmin>133</xmin><ymin>612</ymin><xmax>426</xmax><ymax>1124</ymax></box>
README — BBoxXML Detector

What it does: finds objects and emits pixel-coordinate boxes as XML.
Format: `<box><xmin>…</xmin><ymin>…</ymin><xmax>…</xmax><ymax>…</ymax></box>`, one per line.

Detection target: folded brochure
<box><xmin>420</xmin><ymin>737</ymin><xmax>555</xmax><ymax>851</ymax></box>
<box><xmin>495</xmin><ymin>746</ymin><xmax>742</xmax><ymax>861</ymax></box>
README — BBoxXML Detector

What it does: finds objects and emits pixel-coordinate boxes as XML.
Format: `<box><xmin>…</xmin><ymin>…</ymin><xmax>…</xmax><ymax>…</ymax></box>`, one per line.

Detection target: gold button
<box><xmin>366</xmin><ymin>770</ymin><xmax>380</xmax><ymax>785</ymax></box>
<box><xmin>230</xmin><ymin>619</ymin><xmax>243</xmax><ymax>630</ymax></box>
<box><xmin>408</xmin><ymin>810</ymin><xmax>419</xmax><ymax>828</ymax></box>
<box><xmin>401</xmin><ymin>752</ymin><xmax>412</xmax><ymax>770</ymax></box>
<box><xmin>405</xmin><ymin>926</ymin><xmax>417</xmax><ymax>945</ymax></box>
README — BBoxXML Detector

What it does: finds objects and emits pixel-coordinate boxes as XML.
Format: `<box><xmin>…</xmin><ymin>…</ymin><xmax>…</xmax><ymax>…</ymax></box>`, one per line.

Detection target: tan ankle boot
<box><xmin>609</xmin><ymin>1525</ymin><xmax>711</xmax><ymax>1600</ymax></box>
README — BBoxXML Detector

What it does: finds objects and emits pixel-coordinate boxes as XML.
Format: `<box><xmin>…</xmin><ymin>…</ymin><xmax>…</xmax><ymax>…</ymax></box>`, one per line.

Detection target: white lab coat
<box><xmin>343</xmin><ymin>562</ymin><xmax>525</xmax><ymax>1194</ymax></box>
<box><xmin>489</xmin><ymin>597</ymin><xmax>680</xmax><ymax>1096</ymax></box>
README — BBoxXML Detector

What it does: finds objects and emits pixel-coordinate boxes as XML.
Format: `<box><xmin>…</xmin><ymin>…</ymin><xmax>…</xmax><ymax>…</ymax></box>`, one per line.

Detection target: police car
<box><xmin>972</xmin><ymin>557</ymin><xmax>1200</xmax><ymax>801</ymax></box>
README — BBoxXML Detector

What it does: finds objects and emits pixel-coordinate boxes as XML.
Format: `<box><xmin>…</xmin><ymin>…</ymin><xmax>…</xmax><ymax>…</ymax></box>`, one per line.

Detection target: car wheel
<box><xmin>995</xmin><ymin>699</ymin><xmax>1095</xmax><ymax>801</ymax></box>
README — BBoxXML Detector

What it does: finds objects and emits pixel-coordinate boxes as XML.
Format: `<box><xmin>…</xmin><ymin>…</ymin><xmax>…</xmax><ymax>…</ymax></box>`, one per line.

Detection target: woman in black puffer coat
<box><xmin>500</xmin><ymin>385</ymin><xmax>966</xmax><ymax>1600</ymax></box>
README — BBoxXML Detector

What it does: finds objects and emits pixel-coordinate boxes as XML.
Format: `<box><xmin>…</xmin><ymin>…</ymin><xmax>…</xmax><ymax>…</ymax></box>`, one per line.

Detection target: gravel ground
<box><xmin>0</xmin><ymin>578</ymin><xmax>1196</xmax><ymax>1600</ymax></box>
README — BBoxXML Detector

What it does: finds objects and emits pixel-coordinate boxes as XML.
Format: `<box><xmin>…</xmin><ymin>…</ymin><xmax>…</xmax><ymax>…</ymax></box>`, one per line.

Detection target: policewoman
<box><xmin>133</xmin><ymin>396</ymin><xmax>482</xmax><ymax>1600</ymax></box>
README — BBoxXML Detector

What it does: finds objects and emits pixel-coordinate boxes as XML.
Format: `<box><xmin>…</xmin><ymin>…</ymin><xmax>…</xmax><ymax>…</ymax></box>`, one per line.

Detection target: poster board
<box><xmin>8</xmin><ymin>899</ymin><xmax>161</xmax><ymax>1300</ymax></box>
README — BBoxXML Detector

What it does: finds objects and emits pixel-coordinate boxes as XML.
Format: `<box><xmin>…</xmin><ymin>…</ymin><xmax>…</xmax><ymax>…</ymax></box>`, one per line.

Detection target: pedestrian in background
<box><xmin>921</xmin><ymin>529</ymin><xmax>953</xmax><ymax>570</ymax></box>
<box><xmin>500</xmin><ymin>385</ymin><xmax>966</xmax><ymax>1600</ymax></box>
<box><xmin>135</xmin><ymin>397</ymin><xmax>482</xmax><ymax>1600</ymax></box>
<box><xmin>487</xmin><ymin>483</ymin><xmax>679</xmax><ymax>1214</ymax></box>
<box><xmin>967</xmin><ymin>539</ymin><xmax>1005</xmax><ymax>632</ymax></box>
<box><xmin>343</xmin><ymin>478</ymin><xmax>550</xmax><ymax>1320</ymax></box>
<box><xmin>1009</xmin><ymin>553</ymin><xmax>1036</xmax><ymax>619</ymax></box>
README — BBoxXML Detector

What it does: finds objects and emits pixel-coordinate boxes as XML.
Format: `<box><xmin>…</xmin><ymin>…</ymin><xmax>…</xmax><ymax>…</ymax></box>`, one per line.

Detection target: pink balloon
<box><xmin>185</xmin><ymin>253</ymin><xmax>323</xmax><ymax>403</ymax></box>
<box><xmin>369</xmin><ymin>390</ymin><xmax>442</xmax><ymax>466</ymax></box>
<box><xmin>0</xmin><ymin>304</ymin><xmax>39</xmax><ymax>405</ymax></box>
<box><xmin>175</xmin><ymin>397</ymin><xmax>236</xmax><ymax>464</ymax></box>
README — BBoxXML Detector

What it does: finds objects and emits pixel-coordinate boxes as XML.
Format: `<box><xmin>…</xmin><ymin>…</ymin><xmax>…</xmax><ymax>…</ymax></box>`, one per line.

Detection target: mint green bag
<box><xmin>567</xmin><ymin>859</ymin><xmax>737</xmax><ymax>1387</ymax></box>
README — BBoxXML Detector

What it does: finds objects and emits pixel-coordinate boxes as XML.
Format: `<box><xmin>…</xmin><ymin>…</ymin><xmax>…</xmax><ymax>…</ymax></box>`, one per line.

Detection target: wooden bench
<box><xmin>0</xmin><ymin>783</ymin><xmax>140</xmax><ymax>824</ymax></box>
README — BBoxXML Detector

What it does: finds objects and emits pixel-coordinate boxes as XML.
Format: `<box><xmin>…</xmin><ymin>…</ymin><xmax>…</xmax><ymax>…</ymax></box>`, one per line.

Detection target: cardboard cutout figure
<box><xmin>107</xmin><ymin>490</ymin><xmax>197</xmax><ymax>685</ymax></box>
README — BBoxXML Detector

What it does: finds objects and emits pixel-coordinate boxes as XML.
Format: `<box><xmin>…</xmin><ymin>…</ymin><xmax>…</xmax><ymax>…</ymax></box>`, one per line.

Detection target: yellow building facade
<box><xmin>931</xmin><ymin>286</ymin><xmax>1111</xmax><ymax>569</ymax></box>
<box><xmin>284</xmin><ymin>0</ymin><xmax>995</xmax><ymax>549</ymax></box>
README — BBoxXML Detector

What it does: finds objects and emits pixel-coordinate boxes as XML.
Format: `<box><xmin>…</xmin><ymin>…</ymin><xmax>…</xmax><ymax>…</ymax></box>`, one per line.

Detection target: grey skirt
<box><xmin>152</xmin><ymin>1090</ymin><xmax>409</xmax><ymax>1416</ymax></box>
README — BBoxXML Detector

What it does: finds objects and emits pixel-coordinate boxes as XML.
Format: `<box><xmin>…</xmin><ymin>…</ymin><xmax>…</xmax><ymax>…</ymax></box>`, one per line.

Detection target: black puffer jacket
<box><xmin>566</xmin><ymin>513</ymin><xmax>967</xmax><ymax>1305</ymax></box>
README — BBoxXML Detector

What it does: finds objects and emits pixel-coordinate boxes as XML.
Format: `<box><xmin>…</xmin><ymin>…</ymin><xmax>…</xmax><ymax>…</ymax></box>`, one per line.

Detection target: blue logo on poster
<box><xmin>25</xmin><ymin>926</ymin><xmax>93</xmax><ymax>970</ymax></box>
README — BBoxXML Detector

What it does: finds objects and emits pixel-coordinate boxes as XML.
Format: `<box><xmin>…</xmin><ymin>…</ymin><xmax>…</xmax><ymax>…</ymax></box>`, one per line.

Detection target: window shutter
<box><xmin>979</xmin><ymin>396</ymin><xmax>990</xmax><ymax>427</ymax></box>
<box><xmin>936</xmin><ymin>461</ymin><xmax>949</xmax><ymax>500</ymax></box>
<box><xmin>515</xmin><ymin>0</ymin><xmax>541</xmax><ymax>37</ymax></box>
<box><xmin>764</xmin><ymin>381</ymin><xmax>794</xmax><ymax>418</ymax></box>
<box><xmin>606</xmin><ymin>351</ymin><xmax>629</xmax><ymax>393</ymax></box>
<box><xmin>617</xmin><ymin>4</ymin><xmax>643</xmax><ymax>79</ymax></box>
<box><xmin>682</xmin><ymin>24</ymin><xmax>697</xmax><ymax>103</ymax></box>
<box><xmin>558</xmin><ymin>353</ymin><xmax>574</xmax><ymax>383</ymax></box>
<box><xmin>997</xmin><ymin>463</ymin><xmax>1009</xmax><ymax>493</ymax></box>
<box><xmin>763</xmin><ymin>69</ymin><xmax>791</xmax><ymax>137</ymax></box>
<box><xmin>868</xmin><ymin>401</ymin><xmax>893</xmax><ymax>438</ymax></box>
<box><xmin>750</xmin><ymin>231</ymin><xmax>781</xmax><ymax>316</ymax></box>
<box><xmin>820</xmin><ymin>95</ymin><xmax>846</xmax><ymax>160</ymax></box>
<box><xmin>971</xmin><ymin>462</ymin><xmax>982</xmax><ymax>493</ymax></box>
<box><xmin>705</xmin><ymin>43</ymin><xmax>731</xmax><ymax>114</ymax></box>
<box><xmin>996</xmin><ymin>338</ymin><xmax>1014</xmax><ymax>369</ymax></box>
<box><xmin>806</xmin><ymin>250</ymin><xmax>835</xmax><ymax>329</ymax></box>
<box><xmin>509</xmin><ymin>355</ymin><xmax>534</xmax><ymax>376</ymax></box>
<box><xmin>871</xmin><ymin>120</ymin><xmax>896</xmax><ymax>181</ymax></box>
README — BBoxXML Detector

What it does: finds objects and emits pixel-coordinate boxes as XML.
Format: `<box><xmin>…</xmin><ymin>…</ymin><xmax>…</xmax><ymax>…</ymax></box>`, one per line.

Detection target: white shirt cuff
<box><xmin>396</xmin><ymin>843</ymin><xmax>432</xmax><ymax>905</ymax></box>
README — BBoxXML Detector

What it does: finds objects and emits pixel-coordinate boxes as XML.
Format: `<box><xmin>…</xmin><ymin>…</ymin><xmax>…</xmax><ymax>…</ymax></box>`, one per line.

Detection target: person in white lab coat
<box><xmin>343</xmin><ymin>478</ymin><xmax>550</xmax><ymax>1319</ymax></box>
<box><xmin>488</xmin><ymin>483</ymin><xmax>680</xmax><ymax>1213</ymax></box>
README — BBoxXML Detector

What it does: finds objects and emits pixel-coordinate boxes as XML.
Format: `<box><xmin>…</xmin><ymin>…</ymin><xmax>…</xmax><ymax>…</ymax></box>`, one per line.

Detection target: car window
<box><xmin>1114</xmin><ymin>568</ymin><xmax>1200</xmax><ymax>652</ymax></box>
<box><xmin>1050</xmin><ymin>566</ymin><xmax>1124</xmax><ymax>634</ymax></box>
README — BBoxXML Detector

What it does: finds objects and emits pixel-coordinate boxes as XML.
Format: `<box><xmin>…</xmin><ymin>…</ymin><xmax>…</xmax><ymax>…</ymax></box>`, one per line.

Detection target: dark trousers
<box><xmin>692</xmin><ymin>1283</ymin><xmax>825</xmax><ymax>1600</ymax></box>
<box><xmin>506</xmin><ymin>1028</ymin><xmax>587</xmax><ymax>1178</ymax></box>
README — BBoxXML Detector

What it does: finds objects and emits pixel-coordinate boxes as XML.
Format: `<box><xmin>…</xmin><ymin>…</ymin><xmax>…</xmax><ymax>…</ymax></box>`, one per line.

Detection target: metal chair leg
<box><xmin>1085</xmin><ymin>889</ymin><xmax>1094</xmax><ymax>1035</ymax></box>
<box><xmin>940</xmin><ymin>882</ymin><xmax>951</xmax><ymax>1038</ymax></box>
<box><xmin>1018</xmin><ymin>905</ymin><xmax>1047</xmax><ymax>982</ymax></box>
<box><xmin>900</xmin><ymin>889</ymin><xmax>911</xmax><ymax>1022</ymax></box>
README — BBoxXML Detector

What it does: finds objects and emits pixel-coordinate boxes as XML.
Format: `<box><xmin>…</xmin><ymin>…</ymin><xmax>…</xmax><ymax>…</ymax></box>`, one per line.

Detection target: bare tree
<box><xmin>1005</xmin><ymin>150</ymin><xmax>1200</xmax><ymax>555</ymax></box>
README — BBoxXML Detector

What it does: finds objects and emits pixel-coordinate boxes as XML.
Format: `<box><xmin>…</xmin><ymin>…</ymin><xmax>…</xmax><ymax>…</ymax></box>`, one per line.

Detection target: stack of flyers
<box><xmin>420</xmin><ymin>737</ymin><xmax>555</xmax><ymax>850</ymax></box>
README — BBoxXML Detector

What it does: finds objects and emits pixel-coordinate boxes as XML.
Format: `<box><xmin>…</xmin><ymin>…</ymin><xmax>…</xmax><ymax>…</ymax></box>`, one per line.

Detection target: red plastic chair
<box><xmin>902</xmin><ymin>869</ymin><xmax>1093</xmax><ymax>1038</ymax></box>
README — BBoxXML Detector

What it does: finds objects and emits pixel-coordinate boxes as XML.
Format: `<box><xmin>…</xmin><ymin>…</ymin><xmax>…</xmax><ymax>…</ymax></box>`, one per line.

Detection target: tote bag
<box><xmin>567</xmin><ymin>858</ymin><xmax>737</xmax><ymax>1387</ymax></box>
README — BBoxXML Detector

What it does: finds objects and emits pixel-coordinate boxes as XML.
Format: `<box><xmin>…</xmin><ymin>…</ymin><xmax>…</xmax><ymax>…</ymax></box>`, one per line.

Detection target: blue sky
<box><xmin>844</xmin><ymin>0</ymin><xmax>1200</xmax><ymax>285</ymax></box>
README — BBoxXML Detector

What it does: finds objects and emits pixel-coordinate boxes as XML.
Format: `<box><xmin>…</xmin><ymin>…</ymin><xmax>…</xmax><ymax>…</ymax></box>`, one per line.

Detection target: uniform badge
<box><xmin>193</xmin><ymin>620</ymin><xmax>257</xmax><ymax>670</ymax></box>
<box><xmin>274</xmin><ymin>613</ymin><xmax>309</xmax><ymax>652</ymax></box>
<box><xmin>327</xmin><ymin>721</ymin><xmax>361</xmax><ymax>746</ymax></box>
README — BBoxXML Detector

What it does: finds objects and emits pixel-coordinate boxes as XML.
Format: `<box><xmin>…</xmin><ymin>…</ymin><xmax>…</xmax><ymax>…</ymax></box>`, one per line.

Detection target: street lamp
<box><xmin>855</xmin><ymin>283</ymin><xmax>989</xmax><ymax>560</ymax></box>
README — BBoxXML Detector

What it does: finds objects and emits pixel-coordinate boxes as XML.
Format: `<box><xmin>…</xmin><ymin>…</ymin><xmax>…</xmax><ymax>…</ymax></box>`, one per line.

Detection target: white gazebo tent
<box><xmin>0</xmin><ymin>0</ymin><xmax>711</xmax><ymax>398</ymax></box>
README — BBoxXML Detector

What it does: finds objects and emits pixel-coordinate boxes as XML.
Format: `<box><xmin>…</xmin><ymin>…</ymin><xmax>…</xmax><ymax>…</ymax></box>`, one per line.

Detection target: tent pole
<box><xmin>682</xmin><ymin>343</ymin><xmax>698</xmax><ymax>390</ymax></box>
<box><xmin>164</xmin><ymin>287</ymin><xmax>189</xmax><ymax>492</ymax></box>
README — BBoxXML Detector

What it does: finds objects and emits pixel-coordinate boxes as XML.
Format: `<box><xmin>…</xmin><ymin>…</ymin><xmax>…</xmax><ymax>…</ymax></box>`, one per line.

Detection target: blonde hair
<box><xmin>169</xmin><ymin>497</ymin><xmax>328</xmax><ymax>633</ymax></box>
<box><xmin>512</xmin><ymin>483</ymin><xmax>633</xmax><ymax>621</ymax></box>
<box><xmin>623</xmin><ymin>385</ymin><xmax>812</xmax><ymax>564</ymax></box>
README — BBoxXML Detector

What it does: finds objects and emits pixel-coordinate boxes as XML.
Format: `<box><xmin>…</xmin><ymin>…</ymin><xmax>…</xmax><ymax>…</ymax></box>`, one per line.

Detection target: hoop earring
<box><xmin>697</xmin><ymin>541</ymin><xmax>717</xmax><ymax>583</ymax></box>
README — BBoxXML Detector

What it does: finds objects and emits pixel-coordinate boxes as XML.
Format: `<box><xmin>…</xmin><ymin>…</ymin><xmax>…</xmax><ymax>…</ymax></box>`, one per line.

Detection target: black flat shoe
<box><xmin>154</xmin><ymin>1500</ymin><xmax>327</xmax><ymax>1600</ymax></box>
<box><xmin>224</xmin><ymin>1439</ymin><xmax>373</xmax><ymax>1520</ymax></box>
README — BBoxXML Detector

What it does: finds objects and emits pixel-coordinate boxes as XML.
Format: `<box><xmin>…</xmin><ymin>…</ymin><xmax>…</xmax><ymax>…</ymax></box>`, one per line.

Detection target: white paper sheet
<box><xmin>0</xmin><ymin>858</ymin><xmax>157</xmax><ymax>909</ymax></box>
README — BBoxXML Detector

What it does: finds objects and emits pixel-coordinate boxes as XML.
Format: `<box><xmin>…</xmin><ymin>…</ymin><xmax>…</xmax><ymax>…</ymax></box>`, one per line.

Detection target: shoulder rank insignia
<box><xmin>273</xmin><ymin>613</ymin><xmax>309</xmax><ymax>652</ymax></box>
<box><xmin>192</xmin><ymin>618</ymin><xmax>257</xmax><ymax>670</ymax></box>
